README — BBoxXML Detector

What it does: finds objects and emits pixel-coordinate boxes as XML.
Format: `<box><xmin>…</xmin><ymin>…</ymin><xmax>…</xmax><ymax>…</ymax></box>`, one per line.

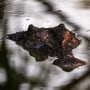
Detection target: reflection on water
<box><xmin>0</xmin><ymin>68</ymin><xmax>7</xmax><ymax>84</ymax></box>
<box><xmin>0</xmin><ymin>0</ymin><xmax>90</xmax><ymax>89</ymax></box>
<box><xmin>79</xmin><ymin>0</ymin><xmax>90</xmax><ymax>9</ymax></box>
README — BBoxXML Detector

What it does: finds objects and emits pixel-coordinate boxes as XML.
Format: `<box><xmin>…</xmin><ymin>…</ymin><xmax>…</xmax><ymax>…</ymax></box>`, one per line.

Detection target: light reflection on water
<box><xmin>0</xmin><ymin>68</ymin><xmax>7</xmax><ymax>84</ymax></box>
<box><xmin>0</xmin><ymin>0</ymin><xmax>90</xmax><ymax>89</ymax></box>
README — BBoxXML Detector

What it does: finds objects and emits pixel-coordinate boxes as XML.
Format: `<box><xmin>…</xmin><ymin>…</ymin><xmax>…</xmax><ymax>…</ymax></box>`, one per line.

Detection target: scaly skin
<box><xmin>7</xmin><ymin>24</ymin><xmax>86</xmax><ymax>71</ymax></box>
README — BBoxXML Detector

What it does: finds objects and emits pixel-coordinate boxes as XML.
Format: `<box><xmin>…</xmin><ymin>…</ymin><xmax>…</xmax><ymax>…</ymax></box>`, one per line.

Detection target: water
<box><xmin>0</xmin><ymin>0</ymin><xmax>90</xmax><ymax>89</ymax></box>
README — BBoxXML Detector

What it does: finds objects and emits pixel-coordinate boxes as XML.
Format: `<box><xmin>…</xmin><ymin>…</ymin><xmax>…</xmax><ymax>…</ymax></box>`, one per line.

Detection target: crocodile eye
<box><xmin>71</xmin><ymin>38</ymin><xmax>80</xmax><ymax>48</ymax></box>
<box><xmin>28</xmin><ymin>24</ymin><xmax>38</xmax><ymax>33</ymax></box>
